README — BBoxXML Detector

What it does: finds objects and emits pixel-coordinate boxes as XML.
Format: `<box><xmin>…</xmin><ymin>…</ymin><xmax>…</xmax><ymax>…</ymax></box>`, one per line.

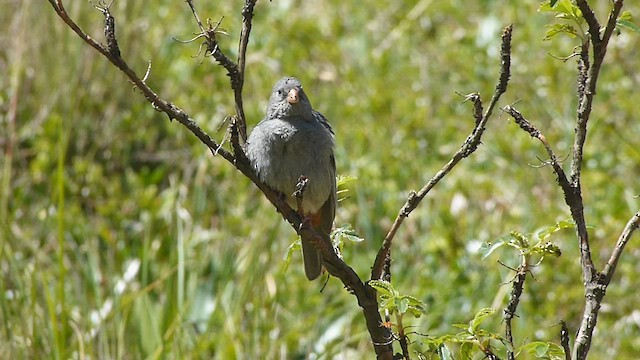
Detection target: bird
<box><xmin>246</xmin><ymin>77</ymin><xmax>336</xmax><ymax>280</ymax></box>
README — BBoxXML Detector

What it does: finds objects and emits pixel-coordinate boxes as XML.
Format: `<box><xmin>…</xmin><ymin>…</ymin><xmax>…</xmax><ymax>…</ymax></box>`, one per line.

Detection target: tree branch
<box><xmin>502</xmin><ymin>106</ymin><xmax>572</xmax><ymax>193</ymax></box>
<box><xmin>48</xmin><ymin>2</ymin><xmax>395</xmax><ymax>357</ymax></box>
<box><xmin>235</xmin><ymin>0</ymin><xmax>258</xmax><ymax>142</ymax></box>
<box><xmin>371</xmin><ymin>24</ymin><xmax>513</xmax><ymax>281</ymax></box>
<box><xmin>601</xmin><ymin>211</ymin><xmax>640</xmax><ymax>282</ymax></box>
<box><xmin>506</xmin><ymin>3</ymin><xmax>628</xmax><ymax>358</ymax></box>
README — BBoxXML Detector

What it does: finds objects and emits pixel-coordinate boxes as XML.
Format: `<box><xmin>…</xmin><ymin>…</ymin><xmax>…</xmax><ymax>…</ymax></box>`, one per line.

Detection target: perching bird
<box><xmin>246</xmin><ymin>77</ymin><xmax>336</xmax><ymax>280</ymax></box>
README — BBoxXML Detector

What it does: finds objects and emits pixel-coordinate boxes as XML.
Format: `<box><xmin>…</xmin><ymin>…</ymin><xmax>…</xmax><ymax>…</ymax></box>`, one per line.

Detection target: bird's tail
<box><xmin>301</xmin><ymin>234</ymin><xmax>324</xmax><ymax>281</ymax></box>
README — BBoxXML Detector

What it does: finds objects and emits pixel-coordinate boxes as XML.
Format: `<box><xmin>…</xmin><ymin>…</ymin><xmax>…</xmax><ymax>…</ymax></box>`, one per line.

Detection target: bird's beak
<box><xmin>287</xmin><ymin>88</ymin><xmax>300</xmax><ymax>104</ymax></box>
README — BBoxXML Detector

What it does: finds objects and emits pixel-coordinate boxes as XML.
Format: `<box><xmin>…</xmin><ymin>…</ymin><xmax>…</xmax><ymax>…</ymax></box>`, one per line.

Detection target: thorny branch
<box><xmin>569</xmin><ymin>0</ymin><xmax>624</xmax><ymax>287</ymax></box>
<box><xmin>503</xmin><ymin>3</ymin><xmax>634</xmax><ymax>358</ymax></box>
<box><xmin>187</xmin><ymin>0</ymin><xmax>256</xmax><ymax>144</ymax></box>
<box><xmin>371</xmin><ymin>25</ymin><xmax>513</xmax><ymax>281</ymax></box>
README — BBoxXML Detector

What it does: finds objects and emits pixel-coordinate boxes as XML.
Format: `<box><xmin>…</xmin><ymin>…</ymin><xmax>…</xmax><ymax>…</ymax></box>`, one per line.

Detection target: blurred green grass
<box><xmin>1</xmin><ymin>0</ymin><xmax>639</xmax><ymax>358</ymax></box>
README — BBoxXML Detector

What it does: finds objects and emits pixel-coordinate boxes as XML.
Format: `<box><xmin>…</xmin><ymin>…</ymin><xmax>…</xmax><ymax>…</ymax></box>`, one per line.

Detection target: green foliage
<box><xmin>336</xmin><ymin>174</ymin><xmax>357</xmax><ymax>202</ymax></box>
<box><xmin>420</xmin><ymin>308</ymin><xmax>508</xmax><ymax>359</ymax></box>
<box><xmin>420</xmin><ymin>309</ymin><xmax>566</xmax><ymax>359</ymax></box>
<box><xmin>369</xmin><ymin>280</ymin><xmax>426</xmax><ymax>319</ymax></box>
<box><xmin>480</xmin><ymin>220</ymin><xmax>569</xmax><ymax>264</ymax></box>
<box><xmin>539</xmin><ymin>0</ymin><xmax>640</xmax><ymax>41</ymax></box>
<box><xmin>519</xmin><ymin>341</ymin><xmax>566</xmax><ymax>360</ymax></box>
<box><xmin>539</xmin><ymin>0</ymin><xmax>585</xmax><ymax>41</ymax></box>
<box><xmin>332</xmin><ymin>223</ymin><xmax>364</xmax><ymax>247</ymax></box>
<box><xmin>617</xmin><ymin>11</ymin><xmax>640</xmax><ymax>34</ymax></box>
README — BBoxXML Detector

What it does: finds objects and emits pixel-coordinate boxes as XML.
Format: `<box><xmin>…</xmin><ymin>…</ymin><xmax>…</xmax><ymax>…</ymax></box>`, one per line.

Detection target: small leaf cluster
<box><xmin>419</xmin><ymin>309</ymin><xmax>566</xmax><ymax>359</ymax></box>
<box><xmin>479</xmin><ymin>220</ymin><xmax>569</xmax><ymax>265</ymax></box>
<box><xmin>420</xmin><ymin>308</ymin><xmax>508</xmax><ymax>359</ymax></box>
<box><xmin>539</xmin><ymin>0</ymin><xmax>639</xmax><ymax>42</ymax></box>
<box><xmin>369</xmin><ymin>280</ymin><xmax>426</xmax><ymax>320</ymax></box>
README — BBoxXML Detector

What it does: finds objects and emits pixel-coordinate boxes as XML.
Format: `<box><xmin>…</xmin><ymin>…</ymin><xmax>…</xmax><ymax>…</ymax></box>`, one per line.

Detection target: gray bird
<box><xmin>246</xmin><ymin>77</ymin><xmax>336</xmax><ymax>280</ymax></box>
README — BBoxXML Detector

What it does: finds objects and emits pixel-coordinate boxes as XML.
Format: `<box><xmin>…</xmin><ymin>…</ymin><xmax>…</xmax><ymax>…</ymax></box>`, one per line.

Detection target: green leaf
<box><xmin>543</xmin><ymin>24</ymin><xmax>579</xmax><ymax>40</ymax></box>
<box><xmin>396</xmin><ymin>297</ymin><xmax>409</xmax><ymax>313</ymax></box>
<box><xmin>437</xmin><ymin>343</ymin><xmax>454</xmax><ymax>360</ymax></box>
<box><xmin>509</xmin><ymin>230</ymin><xmax>530</xmax><ymax>249</ymax></box>
<box><xmin>282</xmin><ymin>238</ymin><xmax>301</xmax><ymax>270</ymax></box>
<box><xmin>332</xmin><ymin>223</ymin><xmax>364</xmax><ymax>245</ymax></box>
<box><xmin>537</xmin><ymin>219</ymin><xmax>574</xmax><ymax>241</ymax></box>
<box><xmin>336</xmin><ymin>174</ymin><xmax>357</xmax><ymax>187</ymax></box>
<box><xmin>336</xmin><ymin>174</ymin><xmax>357</xmax><ymax>202</ymax></box>
<box><xmin>519</xmin><ymin>341</ymin><xmax>566</xmax><ymax>359</ymax></box>
<box><xmin>399</xmin><ymin>294</ymin><xmax>427</xmax><ymax>317</ymax></box>
<box><xmin>479</xmin><ymin>236</ymin><xmax>509</xmax><ymax>259</ymax></box>
<box><xmin>538</xmin><ymin>1</ymin><xmax>556</xmax><ymax>12</ymax></box>
<box><xmin>369</xmin><ymin>280</ymin><xmax>396</xmax><ymax>298</ymax></box>
<box><xmin>459</xmin><ymin>341</ymin><xmax>473</xmax><ymax>359</ymax></box>
<box><xmin>617</xmin><ymin>19</ymin><xmax>640</xmax><ymax>34</ymax></box>
<box><xmin>469</xmin><ymin>308</ymin><xmax>497</xmax><ymax>334</ymax></box>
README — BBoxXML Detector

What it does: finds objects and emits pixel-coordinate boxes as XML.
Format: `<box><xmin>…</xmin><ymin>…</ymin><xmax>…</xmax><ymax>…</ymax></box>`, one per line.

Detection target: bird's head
<box><xmin>266</xmin><ymin>77</ymin><xmax>313</xmax><ymax>120</ymax></box>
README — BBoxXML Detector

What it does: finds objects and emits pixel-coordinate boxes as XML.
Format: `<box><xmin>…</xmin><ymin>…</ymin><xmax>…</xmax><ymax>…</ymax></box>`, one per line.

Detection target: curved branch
<box><xmin>602</xmin><ymin>211</ymin><xmax>640</xmax><ymax>284</ymax></box>
<box><xmin>371</xmin><ymin>24</ymin><xmax>513</xmax><ymax>281</ymax></box>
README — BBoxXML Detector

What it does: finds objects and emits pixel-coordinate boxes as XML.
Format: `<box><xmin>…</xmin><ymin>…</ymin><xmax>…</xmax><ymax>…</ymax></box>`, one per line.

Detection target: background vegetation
<box><xmin>1</xmin><ymin>0</ymin><xmax>639</xmax><ymax>358</ymax></box>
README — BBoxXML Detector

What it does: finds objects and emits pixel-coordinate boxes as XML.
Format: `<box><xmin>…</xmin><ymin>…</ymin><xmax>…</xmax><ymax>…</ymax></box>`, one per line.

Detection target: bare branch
<box><xmin>571</xmin><ymin>0</ymin><xmax>623</xmax><ymax>187</ymax></box>
<box><xmin>371</xmin><ymin>24</ymin><xmax>513</xmax><ymax>281</ymax></box>
<box><xmin>502</xmin><ymin>106</ymin><xmax>572</xmax><ymax>193</ymax></box>
<box><xmin>602</xmin><ymin>211</ymin><xmax>640</xmax><ymax>285</ymax></box>
<box><xmin>184</xmin><ymin>0</ymin><xmax>254</xmax><ymax>144</ymax></box>
<box><xmin>235</xmin><ymin>0</ymin><xmax>258</xmax><ymax>142</ymax></box>
<box><xmin>575</xmin><ymin>0</ymin><xmax>601</xmax><ymax>48</ymax></box>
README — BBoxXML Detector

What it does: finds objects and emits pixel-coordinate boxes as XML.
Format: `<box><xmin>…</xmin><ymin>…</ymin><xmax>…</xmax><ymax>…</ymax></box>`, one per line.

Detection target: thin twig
<box><xmin>504</xmin><ymin>260</ymin><xmax>527</xmax><ymax>360</ymax></box>
<box><xmin>601</xmin><ymin>211</ymin><xmax>640</xmax><ymax>285</ymax></box>
<box><xmin>235</xmin><ymin>0</ymin><xmax>258</xmax><ymax>142</ymax></box>
<box><xmin>370</xmin><ymin>24</ymin><xmax>513</xmax><ymax>281</ymax></box>
<box><xmin>502</xmin><ymin>106</ymin><xmax>571</xmax><ymax>193</ymax></box>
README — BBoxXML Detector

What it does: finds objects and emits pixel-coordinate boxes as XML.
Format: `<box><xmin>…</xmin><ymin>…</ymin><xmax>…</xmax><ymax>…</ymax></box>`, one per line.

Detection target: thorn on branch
<box><xmin>92</xmin><ymin>0</ymin><xmax>121</xmax><ymax>58</ymax></box>
<box><xmin>142</xmin><ymin>60</ymin><xmax>152</xmax><ymax>83</ymax></box>
<box><xmin>459</xmin><ymin>92</ymin><xmax>483</xmax><ymax>126</ymax></box>
<box><xmin>497</xmin><ymin>24</ymin><xmax>513</xmax><ymax>95</ymax></box>
<box><xmin>503</xmin><ymin>105</ymin><xmax>540</xmax><ymax>139</ymax></box>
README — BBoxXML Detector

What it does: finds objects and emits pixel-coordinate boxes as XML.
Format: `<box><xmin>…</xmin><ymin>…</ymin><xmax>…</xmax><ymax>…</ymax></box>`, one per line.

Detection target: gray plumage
<box><xmin>246</xmin><ymin>77</ymin><xmax>336</xmax><ymax>280</ymax></box>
